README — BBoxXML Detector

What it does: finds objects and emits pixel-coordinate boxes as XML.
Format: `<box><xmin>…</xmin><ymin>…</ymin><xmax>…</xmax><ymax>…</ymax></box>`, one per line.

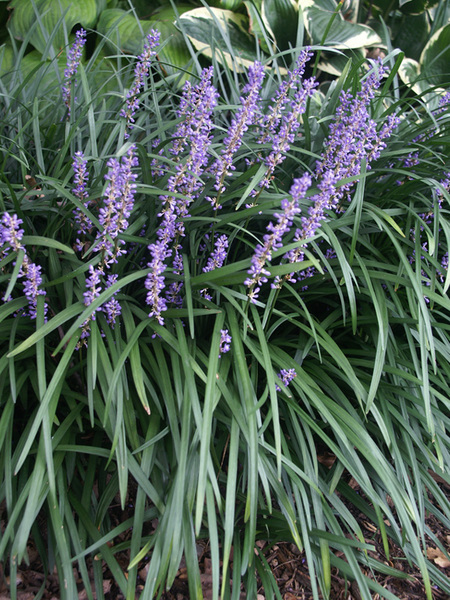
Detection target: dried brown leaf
<box><xmin>427</xmin><ymin>547</ymin><xmax>450</xmax><ymax>568</ymax></box>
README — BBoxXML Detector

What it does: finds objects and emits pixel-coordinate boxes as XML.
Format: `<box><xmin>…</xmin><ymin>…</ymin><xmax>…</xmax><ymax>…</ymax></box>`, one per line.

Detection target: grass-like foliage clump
<box><xmin>0</xmin><ymin>22</ymin><xmax>450</xmax><ymax>600</ymax></box>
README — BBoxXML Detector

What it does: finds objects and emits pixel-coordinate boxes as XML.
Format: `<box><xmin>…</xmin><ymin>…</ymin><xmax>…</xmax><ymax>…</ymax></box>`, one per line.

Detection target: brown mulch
<box><xmin>1</xmin><ymin>482</ymin><xmax>450</xmax><ymax>600</ymax></box>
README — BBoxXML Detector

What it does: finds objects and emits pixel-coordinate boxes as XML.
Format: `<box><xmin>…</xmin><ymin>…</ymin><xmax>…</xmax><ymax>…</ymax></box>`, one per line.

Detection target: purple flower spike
<box><xmin>72</xmin><ymin>151</ymin><xmax>93</xmax><ymax>251</ymax></box>
<box><xmin>210</xmin><ymin>61</ymin><xmax>265</xmax><ymax>206</ymax></box>
<box><xmin>121</xmin><ymin>30</ymin><xmax>160</xmax><ymax>138</ymax></box>
<box><xmin>21</xmin><ymin>258</ymin><xmax>47</xmax><ymax>320</ymax></box>
<box><xmin>259</xmin><ymin>77</ymin><xmax>317</xmax><ymax>191</ymax></box>
<box><xmin>219</xmin><ymin>329</ymin><xmax>231</xmax><ymax>357</ymax></box>
<box><xmin>246</xmin><ymin>173</ymin><xmax>311</xmax><ymax>302</ymax></box>
<box><xmin>275</xmin><ymin>368</ymin><xmax>297</xmax><ymax>391</ymax></box>
<box><xmin>1</xmin><ymin>212</ymin><xmax>47</xmax><ymax>319</ymax></box>
<box><xmin>103</xmin><ymin>274</ymin><xmax>121</xmax><ymax>326</ymax></box>
<box><xmin>258</xmin><ymin>47</ymin><xmax>313</xmax><ymax>144</ymax></box>
<box><xmin>95</xmin><ymin>145</ymin><xmax>139</xmax><ymax>267</ymax></box>
<box><xmin>145</xmin><ymin>68</ymin><xmax>218</xmax><ymax>323</ymax></box>
<box><xmin>203</xmin><ymin>234</ymin><xmax>229</xmax><ymax>273</ymax></box>
<box><xmin>83</xmin><ymin>265</ymin><xmax>102</xmax><ymax>311</ymax></box>
<box><xmin>282</xmin><ymin>60</ymin><xmax>399</xmax><ymax>278</ymax></box>
<box><xmin>62</xmin><ymin>28</ymin><xmax>87</xmax><ymax>116</ymax></box>
<box><xmin>145</xmin><ymin>240</ymin><xmax>169</xmax><ymax>325</ymax></box>
<box><xmin>0</xmin><ymin>212</ymin><xmax>24</xmax><ymax>255</ymax></box>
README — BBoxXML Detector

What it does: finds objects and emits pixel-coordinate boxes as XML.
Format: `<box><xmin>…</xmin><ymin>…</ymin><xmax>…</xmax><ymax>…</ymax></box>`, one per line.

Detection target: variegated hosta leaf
<box><xmin>177</xmin><ymin>7</ymin><xmax>259</xmax><ymax>71</ymax></box>
<box><xmin>420</xmin><ymin>23</ymin><xmax>450</xmax><ymax>87</ymax></box>
<box><xmin>299</xmin><ymin>0</ymin><xmax>381</xmax><ymax>49</ymax></box>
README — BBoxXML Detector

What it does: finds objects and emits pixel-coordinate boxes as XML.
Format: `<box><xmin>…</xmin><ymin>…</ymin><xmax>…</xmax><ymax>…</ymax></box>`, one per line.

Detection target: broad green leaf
<box><xmin>420</xmin><ymin>23</ymin><xmax>450</xmax><ymax>87</ymax></box>
<box><xmin>149</xmin><ymin>5</ymin><xmax>193</xmax><ymax>75</ymax></box>
<box><xmin>221</xmin><ymin>0</ymin><xmax>244</xmax><ymax>9</ymax></box>
<box><xmin>262</xmin><ymin>0</ymin><xmax>298</xmax><ymax>51</ymax></box>
<box><xmin>178</xmin><ymin>7</ymin><xmax>259</xmax><ymax>70</ymax></box>
<box><xmin>97</xmin><ymin>8</ymin><xmax>154</xmax><ymax>55</ymax></box>
<box><xmin>8</xmin><ymin>0</ymin><xmax>101</xmax><ymax>54</ymax></box>
<box><xmin>244</xmin><ymin>0</ymin><xmax>272</xmax><ymax>55</ymax></box>
<box><xmin>299</xmin><ymin>0</ymin><xmax>381</xmax><ymax>48</ymax></box>
<box><xmin>398</xmin><ymin>57</ymin><xmax>429</xmax><ymax>95</ymax></box>
<box><xmin>399</xmin><ymin>0</ymin><xmax>439</xmax><ymax>15</ymax></box>
<box><xmin>0</xmin><ymin>43</ymin><xmax>14</xmax><ymax>77</ymax></box>
<box><xmin>393</xmin><ymin>13</ymin><xmax>430</xmax><ymax>61</ymax></box>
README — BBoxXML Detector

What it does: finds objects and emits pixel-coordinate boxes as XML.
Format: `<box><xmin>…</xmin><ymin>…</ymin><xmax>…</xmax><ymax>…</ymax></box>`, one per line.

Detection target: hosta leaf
<box><xmin>0</xmin><ymin>43</ymin><xmax>14</xmax><ymax>77</ymax></box>
<box><xmin>262</xmin><ymin>0</ymin><xmax>298</xmax><ymax>51</ymax></box>
<box><xmin>419</xmin><ymin>23</ymin><xmax>450</xmax><ymax>87</ymax></box>
<box><xmin>318</xmin><ymin>48</ymin><xmax>365</xmax><ymax>76</ymax></box>
<box><xmin>399</xmin><ymin>0</ymin><xmax>439</xmax><ymax>15</ymax></box>
<box><xmin>148</xmin><ymin>6</ymin><xmax>193</xmax><ymax>76</ymax></box>
<box><xmin>299</xmin><ymin>0</ymin><xmax>381</xmax><ymax>48</ymax></box>
<box><xmin>243</xmin><ymin>0</ymin><xmax>271</xmax><ymax>55</ymax></box>
<box><xmin>220</xmin><ymin>0</ymin><xmax>244</xmax><ymax>9</ymax></box>
<box><xmin>393</xmin><ymin>13</ymin><xmax>430</xmax><ymax>61</ymax></box>
<box><xmin>178</xmin><ymin>7</ymin><xmax>259</xmax><ymax>70</ymax></box>
<box><xmin>8</xmin><ymin>0</ymin><xmax>102</xmax><ymax>54</ymax></box>
<box><xmin>397</xmin><ymin>57</ymin><xmax>429</xmax><ymax>95</ymax></box>
<box><xmin>97</xmin><ymin>8</ymin><xmax>154</xmax><ymax>55</ymax></box>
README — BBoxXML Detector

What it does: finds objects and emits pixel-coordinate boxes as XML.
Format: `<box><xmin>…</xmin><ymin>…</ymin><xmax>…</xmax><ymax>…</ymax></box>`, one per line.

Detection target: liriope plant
<box><xmin>0</xmin><ymin>18</ymin><xmax>449</xmax><ymax>600</ymax></box>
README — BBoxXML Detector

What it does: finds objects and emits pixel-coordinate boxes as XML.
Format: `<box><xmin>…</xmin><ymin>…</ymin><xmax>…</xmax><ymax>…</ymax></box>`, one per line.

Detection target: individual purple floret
<box><xmin>62</xmin><ymin>28</ymin><xmax>87</xmax><ymax>116</ymax></box>
<box><xmin>72</xmin><ymin>151</ymin><xmax>93</xmax><ymax>251</ymax></box>
<box><xmin>246</xmin><ymin>174</ymin><xmax>311</xmax><ymax>302</ymax></box>
<box><xmin>209</xmin><ymin>61</ymin><xmax>265</xmax><ymax>208</ymax></box>
<box><xmin>121</xmin><ymin>30</ymin><xmax>160</xmax><ymax>138</ymax></box>
<box><xmin>275</xmin><ymin>368</ymin><xmax>297</xmax><ymax>391</ymax></box>
<box><xmin>219</xmin><ymin>329</ymin><xmax>231</xmax><ymax>357</ymax></box>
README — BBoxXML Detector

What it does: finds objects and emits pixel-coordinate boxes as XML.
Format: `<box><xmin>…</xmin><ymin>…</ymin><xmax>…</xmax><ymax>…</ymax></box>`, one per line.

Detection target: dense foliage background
<box><xmin>0</xmin><ymin>1</ymin><xmax>450</xmax><ymax>600</ymax></box>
